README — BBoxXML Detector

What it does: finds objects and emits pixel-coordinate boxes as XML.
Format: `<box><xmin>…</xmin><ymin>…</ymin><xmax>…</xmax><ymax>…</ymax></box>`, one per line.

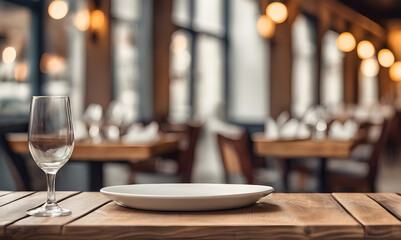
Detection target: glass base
<box><xmin>26</xmin><ymin>202</ymin><xmax>71</xmax><ymax>217</ymax></box>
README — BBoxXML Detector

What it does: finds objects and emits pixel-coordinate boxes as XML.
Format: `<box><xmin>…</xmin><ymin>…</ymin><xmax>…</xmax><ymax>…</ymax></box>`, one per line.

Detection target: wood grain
<box><xmin>252</xmin><ymin>133</ymin><xmax>359</xmax><ymax>158</ymax></box>
<box><xmin>62</xmin><ymin>193</ymin><xmax>363</xmax><ymax>239</ymax></box>
<box><xmin>333</xmin><ymin>193</ymin><xmax>401</xmax><ymax>239</ymax></box>
<box><xmin>6</xmin><ymin>192</ymin><xmax>110</xmax><ymax>239</ymax></box>
<box><xmin>369</xmin><ymin>193</ymin><xmax>401</xmax><ymax>221</ymax></box>
<box><xmin>4</xmin><ymin>193</ymin><xmax>401</xmax><ymax>239</ymax></box>
<box><xmin>0</xmin><ymin>191</ymin><xmax>11</xmax><ymax>197</ymax></box>
<box><xmin>0</xmin><ymin>191</ymin><xmax>78</xmax><ymax>238</ymax></box>
<box><xmin>0</xmin><ymin>192</ymin><xmax>35</xmax><ymax>207</ymax></box>
<box><xmin>7</xmin><ymin>133</ymin><xmax>180</xmax><ymax>161</ymax></box>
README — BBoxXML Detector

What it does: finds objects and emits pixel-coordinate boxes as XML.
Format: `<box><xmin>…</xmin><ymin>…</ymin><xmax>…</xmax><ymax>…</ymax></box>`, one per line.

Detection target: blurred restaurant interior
<box><xmin>1</xmin><ymin>0</ymin><xmax>401</xmax><ymax>193</ymax></box>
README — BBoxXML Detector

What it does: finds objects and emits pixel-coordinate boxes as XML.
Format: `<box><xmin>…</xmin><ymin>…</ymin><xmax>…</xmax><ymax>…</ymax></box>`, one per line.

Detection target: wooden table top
<box><xmin>6</xmin><ymin>133</ymin><xmax>181</xmax><ymax>161</ymax></box>
<box><xmin>2</xmin><ymin>191</ymin><xmax>401</xmax><ymax>239</ymax></box>
<box><xmin>252</xmin><ymin>132</ymin><xmax>362</xmax><ymax>158</ymax></box>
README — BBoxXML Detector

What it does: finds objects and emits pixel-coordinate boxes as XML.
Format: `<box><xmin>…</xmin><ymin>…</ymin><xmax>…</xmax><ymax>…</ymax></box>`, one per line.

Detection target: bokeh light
<box><xmin>336</xmin><ymin>32</ymin><xmax>356</xmax><ymax>52</ymax></box>
<box><xmin>257</xmin><ymin>15</ymin><xmax>275</xmax><ymax>38</ymax></box>
<box><xmin>2</xmin><ymin>47</ymin><xmax>16</xmax><ymax>64</ymax></box>
<box><xmin>266</xmin><ymin>2</ymin><xmax>288</xmax><ymax>24</ymax></box>
<box><xmin>357</xmin><ymin>40</ymin><xmax>375</xmax><ymax>59</ymax></box>
<box><xmin>40</xmin><ymin>53</ymin><xmax>66</xmax><ymax>75</ymax></box>
<box><xmin>74</xmin><ymin>9</ymin><xmax>90</xmax><ymax>31</ymax></box>
<box><xmin>14</xmin><ymin>61</ymin><xmax>28</xmax><ymax>82</ymax></box>
<box><xmin>360</xmin><ymin>58</ymin><xmax>379</xmax><ymax>77</ymax></box>
<box><xmin>48</xmin><ymin>0</ymin><xmax>69</xmax><ymax>20</ymax></box>
<box><xmin>90</xmin><ymin>10</ymin><xmax>105</xmax><ymax>32</ymax></box>
<box><xmin>390</xmin><ymin>61</ymin><xmax>401</xmax><ymax>81</ymax></box>
<box><xmin>378</xmin><ymin>49</ymin><xmax>394</xmax><ymax>68</ymax></box>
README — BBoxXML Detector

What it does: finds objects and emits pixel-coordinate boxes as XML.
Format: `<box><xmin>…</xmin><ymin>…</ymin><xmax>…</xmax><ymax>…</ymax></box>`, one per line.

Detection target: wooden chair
<box><xmin>327</xmin><ymin>119</ymin><xmax>391</xmax><ymax>192</ymax></box>
<box><xmin>217</xmin><ymin>131</ymin><xmax>267</xmax><ymax>184</ymax></box>
<box><xmin>130</xmin><ymin>121</ymin><xmax>202</xmax><ymax>183</ymax></box>
<box><xmin>386</xmin><ymin>110</ymin><xmax>401</xmax><ymax>156</ymax></box>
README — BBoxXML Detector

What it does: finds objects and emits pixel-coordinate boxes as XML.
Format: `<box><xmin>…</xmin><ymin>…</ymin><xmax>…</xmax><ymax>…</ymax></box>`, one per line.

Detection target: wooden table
<box><xmin>6</xmin><ymin>133</ymin><xmax>181</xmax><ymax>190</ymax></box>
<box><xmin>252</xmin><ymin>133</ymin><xmax>363</xmax><ymax>192</ymax></box>
<box><xmin>2</xmin><ymin>191</ymin><xmax>401</xmax><ymax>239</ymax></box>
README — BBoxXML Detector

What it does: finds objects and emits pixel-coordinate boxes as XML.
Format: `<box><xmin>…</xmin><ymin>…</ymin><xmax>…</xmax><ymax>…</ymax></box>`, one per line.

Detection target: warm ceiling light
<box><xmin>90</xmin><ymin>9</ymin><xmax>105</xmax><ymax>32</ymax></box>
<box><xmin>357</xmin><ymin>40</ymin><xmax>375</xmax><ymax>59</ymax></box>
<box><xmin>336</xmin><ymin>32</ymin><xmax>356</xmax><ymax>52</ymax></box>
<box><xmin>361</xmin><ymin>58</ymin><xmax>379</xmax><ymax>77</ymax></box>
<box><xmin>390</xmin><ymin>61</ymin><xmax>401</xmax><ymax>81</ymax></box>
<box><xmin>74</xmin><ymin>9</ymin><xmax>90</xmax><ymax>31</ymax></box>
<box><xmin>266</xmin><ymin>2</ymin><xmax>288</xmax><ymax>24</ymax></box>
<box><xmin>378</xmin><ymin>49</ymin><xmax>394</xmax><ymax>68</ymax></box>
<box><xmin>48</xmin><ymin>0</ymin><xmax>69</xmax><ymax>20</ymax></box>
<box><xmin>257</xmin><ymin>15</ymin><xmax>275</xmax><ymax>38</ymax></box>
<box><xmin>2</xmin><ymin>47</ymin><xmax>16</xmax><ymax>64</ymax></box>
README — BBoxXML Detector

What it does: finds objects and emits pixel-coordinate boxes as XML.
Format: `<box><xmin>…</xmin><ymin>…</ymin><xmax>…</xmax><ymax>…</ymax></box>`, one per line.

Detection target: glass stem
<box><xmin>46</xmin><ymin>173</ymin><xmax>57</xmax><ymax>204</ymax></box>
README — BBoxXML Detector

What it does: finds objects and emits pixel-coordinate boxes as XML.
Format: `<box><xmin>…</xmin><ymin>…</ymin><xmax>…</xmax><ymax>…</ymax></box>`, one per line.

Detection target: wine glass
<box><xmin>26</xmin><ymin>96</ymin><xmax>74</xmax><ymax>217</ymax></box>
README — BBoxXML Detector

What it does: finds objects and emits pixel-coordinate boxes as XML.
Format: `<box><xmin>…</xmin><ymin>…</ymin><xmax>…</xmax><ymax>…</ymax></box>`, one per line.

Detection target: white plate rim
<box><xmin>100</xmin><ymin>183</ymin><xmax>274</xmax><ymax>200</ymax></box>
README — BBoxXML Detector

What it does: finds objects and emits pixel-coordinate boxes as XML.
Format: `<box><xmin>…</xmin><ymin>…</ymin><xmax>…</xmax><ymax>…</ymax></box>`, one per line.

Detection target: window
<box><xmin>170</xmin><ymin>0</ymin><xmax>226</xmax><ymax>123</ymax></box>
<box><xmin>291</xmin><ymin>14</ymin><xmax>317</xmax><ymax>118</ymax></box>
<box><xmin>359</xmin><ymin>57</ymin><xmax>379</xmax><ymax>105</ymax></box>
<box><xmin>0</xmin><ymin>1</ymin><xmax>32</xmax><ymax>117</ymax></box>
<box><xmin>228</xmin><ymin>0</ymin><xmax>269</xmax><ymax>123</ymax></box>
<box><xmin>112</xmin><ymin>0</ymin><xmax>153</xmax><ymax>122</ymax></box>
<box><xmin>321</xmin><ymin>30</ymin><xmax>344</xmax><ymax>108</ymax></box>
<box><xmin>170</xmin><ymin>0</ymin><xmax>227</xmax><ymax>182</ymax></box>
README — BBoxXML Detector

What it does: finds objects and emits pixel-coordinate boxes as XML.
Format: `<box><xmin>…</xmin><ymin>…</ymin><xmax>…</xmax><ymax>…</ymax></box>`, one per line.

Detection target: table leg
<box><xmin>319</xmin><ymin>158</ymin><xmax>327</xmax><ymax>193</ymax></box>
<box><xmin>89</xmin><ymin>162</ymin><xmax>104</xmax><ymax>191</ymax></box>
<box><xmin>283</xmin><ymin>159</ymin><xmax>291</xmax><ymax>192</ymax></box>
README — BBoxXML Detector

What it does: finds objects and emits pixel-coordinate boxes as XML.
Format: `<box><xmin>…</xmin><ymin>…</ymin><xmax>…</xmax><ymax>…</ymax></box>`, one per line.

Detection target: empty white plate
<box><xmin>100</xmin><ymin>183</ymin><xmax>274</xmax><ymax>211</ymax></box>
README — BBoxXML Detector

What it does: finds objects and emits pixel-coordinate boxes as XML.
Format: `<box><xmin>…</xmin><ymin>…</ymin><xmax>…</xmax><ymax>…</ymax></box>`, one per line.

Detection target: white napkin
<box><xmin>73</xmin><ymin>120</ymin><xmax>89</xmax><ymax>141</ymax></box>
<box><xmin>296</xmin><ymin>122</ymin><xmax>310</xmax><ymax>139</ymax></box>
<box><xmin>303</xmin><ymin>107</ymin><xmax>317</xmax><ymax>125</ymax></box>
<box><xmin>264</xmin><ymin>117</ymin><xmax>279</xmax><ymax>140</ymax></box>
<box><xmin>354</xmin><ymin>106</ymin><xmax>370</xmax><ymax>123</ymax></box>
<box><xmin>280</xmin><ymin>118</ymin><xmax>299</xmax><ymax>139</ymax></box>
<box><xmin>276</xmin><ymin>111</ymin><xmax>290</xmax><ymax>128</ymax></box>
<box><xmin>83</xmin><ymin>104</ymin><xmax>103</xmax><ymax>123</ymax></box>
<box><xmin>106</xmin><ymin>101</ymin><xmax>124</xmax><ymax>126</ymax></box>
<box><xmin>328</xmin><ymin>120</ymin><xmax>358</xmax><ymax>140</ymax></box>
<box><xmin>122</xmin><ymin>122</ymin><xmax>159</xmax><ymax>143</ymax></box>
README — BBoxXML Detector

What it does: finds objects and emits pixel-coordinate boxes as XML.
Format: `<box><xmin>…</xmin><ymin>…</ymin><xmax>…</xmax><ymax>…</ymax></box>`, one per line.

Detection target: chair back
<box><xmin>217</xmin><ymin>131</ymin><xmax>254</xmax><ymax>184</ymax></box>
<box><xmin>368</xmin><ymin>119</ymin><xmax>391</xmax><ymax>191</ymax></box>
<box><xmin>178</xmin><ymin>121</ymin><xmax>202</xmax><ymax>182</ymax></box>
<box><xmin>0</xmin><ymin>121</ymin><xmax>30</xmax><ymax>190</ymax></box>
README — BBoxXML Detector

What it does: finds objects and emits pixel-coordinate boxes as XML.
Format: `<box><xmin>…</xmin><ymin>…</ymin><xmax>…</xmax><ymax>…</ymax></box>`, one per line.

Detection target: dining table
<box><xmin>6</xmin><ymin>133</ymin><xmax>182</xmax><ymax>191</ymax></box>
<box><xmin>2</xmin><ymin>190</ymin><xmax>401</xmax><ymax>239</ymax></box>
<box><xmin>252</xmin><ymin>133</ymin><xmax>364</xmax><ymax>192</ymax></box>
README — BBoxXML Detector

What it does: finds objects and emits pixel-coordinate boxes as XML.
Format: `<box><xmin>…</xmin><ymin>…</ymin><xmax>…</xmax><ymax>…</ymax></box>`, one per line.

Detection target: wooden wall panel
<box><xmin>378</xmin><ymin>67</ymin><xmax>394</xmax><ymax>101</ymax></box>
<box><xmin>269</xmin><ymin>20</ymin><xmax>292</xmax><ymax>119</ymax></box>
<box><xmin>343</xmin><ymin>25</ymin><xmax>363</xmax><ymax>104</ymax></box>
<box><xmin>85</xmin><ymin>0</ymin><xmax>112</xmax><ymax>110</ymax></box>
<box><xmin>152</xmin><ymin>0</ymin><xmax>174</xmax><ymax>122</ymax></box>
